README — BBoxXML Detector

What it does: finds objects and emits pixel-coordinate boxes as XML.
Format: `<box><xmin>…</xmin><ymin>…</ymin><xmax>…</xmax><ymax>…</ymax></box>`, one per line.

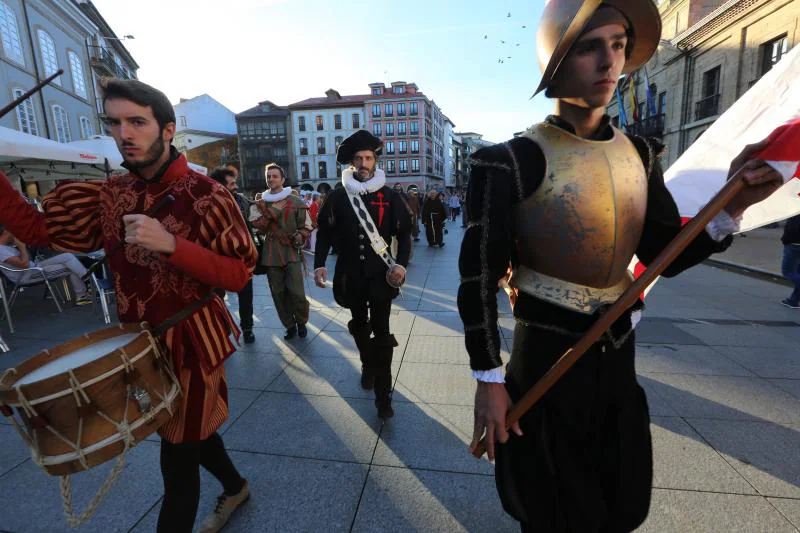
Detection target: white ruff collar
<box><xmin>342</xmin><ymin>168</ymin><xmax>386</xmax><ymax>195</ymax></box>
<box><xmin>261</xmin><ymin>188</ymin><xmax>292</xmax><ymax>202</ymax></box>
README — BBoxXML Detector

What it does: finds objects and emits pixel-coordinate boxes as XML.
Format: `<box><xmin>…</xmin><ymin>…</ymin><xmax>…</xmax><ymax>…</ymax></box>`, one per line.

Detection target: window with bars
<box><xmin>12</xmin><ymin>88</ymin><xmax>37</xmax><ymax>135</ymax></box>
<box><xmin>399</xmin><ymin>141</ymin><xmax>408</xmax><ymax>154</ymax></box>
<box><xmin>410</xmin><ymin>102</ymin><xmax>418</xmax><ymax>116</ymax></box>
<box><xmin>399</xmin><ymin>159</ymin><xmax>408</xmax><ymax>173</ymax></box>
<box><xmin>385</xmin><ymin>122</ymin><xmax>394</xmax><ymax>136</ymax></box>
<box><xmin>352</xmin><ymin>113</ymin><xmax>360</xmax><ymax>128</ymax></box>
<box><xmin>0</xmin><ymin>2</ymin><xmax>23</xmax><ymax>65</ymax></box>
<box><xmin>316</xmin><ymin>115</ymin><xmax>324</xmax><ymax>130</ymax></box>
<box><xmin>298</xmin><ymin>116</ymin><xmax>306</xmax><ymax>131</ymax></box>
<box><xmin>373</xmin><ymin>123</ymin><xmax>381</xmax><ymax>136</ymax></box>
<box><xmin>79</xmin><ymin>116</ymin><xmax>94</xmax><ymax>139</ymax></box>
<box><xmin>411</xmin><ymin>158</ymin><xmax>419</xmax><ymax>172</ymax></box>
<box><xmin>397</xmin><ymin>103</ymin><xmax>406</xmax><ymax>116</ymax></box>
<box><xmin>372</xmin><ymin>104</ymin><xmax>381</xmax><ymax>117</ymax></box>
<box><xmin>317</xmin><ymin>137</ymin><xmax>326</xmax><ymax>154</ymax></box>
<box><xmin>410</xmin><ymin>121</ymin><xmax>419</xmax><ymax>135</ymax></box>
<box><xmin>334</xmin><ymin>114</ymin><xmax>342</xmax><ymax>130</ymax></box>
<box><xmin>411</xmin><ymin>140</ymin><xmax>419</xmax><ymax>154</ymax></box>
<box><xmin>386</xmin><ymin>160</ymin><xmax>396</xmax><ymax>173</ymax></box>
<box><xmin>398</xmin><ymin>122</ymin><xmax>407</xmax><ymax>135</ymax></box>
<box><xmin>298</xmin><ymin>138</ymin><xmax>308</xmax><ymax>155</ymax></box>
<box><xmin>51</xmin><ymin>105</ymin><xmax>71</xmax><ymax>143</ymax></box>
<box><xmin>385</xmin><ymin>103</ymin><xmax>393</xmax><ymax>117</ymax></box>
<box><xmin>68</xmin><ymin>51</ymin><xmax>87</xmax><ymax>99</ymax></box>
<box><xmin>38</xmin><ymin>30</ymin><xmax>61</xmax><ymax>86</ymax></box>
<box><xmin>385</xmin><ymin>141</ymin><xmax>395</xmax><ymax>154</ymax></box>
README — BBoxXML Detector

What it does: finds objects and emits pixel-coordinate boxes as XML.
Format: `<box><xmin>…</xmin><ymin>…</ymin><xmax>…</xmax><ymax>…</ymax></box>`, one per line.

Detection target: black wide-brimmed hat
<box><xmin>336</xmin><ymin>130</ymin><xmax>383</xmax><ymax>164</ymax></box>
<box><xmin>534</xmin><ymin>0</ymin><xmax>661</xmax><ymax>96</ymax></box>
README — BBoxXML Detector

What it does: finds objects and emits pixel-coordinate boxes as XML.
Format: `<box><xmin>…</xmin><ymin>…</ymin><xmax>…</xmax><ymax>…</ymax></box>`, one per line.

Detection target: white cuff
<box><xmin>314</xmin><ymin>267</ymin><xmax>327</xmax><ymax>274</ymax></box>
<box><xmin>472</xmin><ymin>367</ymin><xmax>505</xmax><ymax>383</ymax></box>
<box><xmin>705</xmin><ymin>209</ymin><xmax>742</xmax><ymax>242</ymax></box>
<box><xmin>392</xmin><ymin>264</ymin><xmax>407</xmax><ymax>275</ymax></box>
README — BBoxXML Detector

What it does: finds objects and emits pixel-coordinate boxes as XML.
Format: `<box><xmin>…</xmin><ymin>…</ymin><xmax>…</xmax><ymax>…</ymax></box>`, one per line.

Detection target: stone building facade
<box><xmin>609</xmin><ymin>0</ymin><xmax>799</xmax><ymax>168</ymax></box>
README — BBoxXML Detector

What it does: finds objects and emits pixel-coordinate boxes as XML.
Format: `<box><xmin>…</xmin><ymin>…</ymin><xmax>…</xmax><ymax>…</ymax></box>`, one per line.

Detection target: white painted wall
<box><xmin>173</xmin><ymin>94</ymin><xmax>236</xmax><ymax>135</ymax></box>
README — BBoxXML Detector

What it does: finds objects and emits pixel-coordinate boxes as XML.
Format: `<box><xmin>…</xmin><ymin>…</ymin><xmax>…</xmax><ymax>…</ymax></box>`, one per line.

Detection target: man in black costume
<box><xmin>457</xmin><ymin>1</ymin><xmax>783</xmax><ymax>531</ymax></box>
<box><xmin>314</xmin><ymin>130</ymin><xmax>413</xmax><ymax>420</ymax></box>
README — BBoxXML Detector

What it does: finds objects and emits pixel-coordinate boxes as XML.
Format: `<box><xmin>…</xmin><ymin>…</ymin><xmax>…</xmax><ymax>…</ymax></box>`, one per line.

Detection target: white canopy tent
<box><xmin>69</xmin><ymin>136</ymin><xmax>208</xmax><ymax>175</ymax></box>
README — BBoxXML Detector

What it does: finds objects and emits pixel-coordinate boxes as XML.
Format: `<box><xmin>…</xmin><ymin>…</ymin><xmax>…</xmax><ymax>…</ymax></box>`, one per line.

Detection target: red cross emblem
<box><xmin>371</xmin><ymin>192</ymin><xmax>390</xmax><ymax>227</ymax></box>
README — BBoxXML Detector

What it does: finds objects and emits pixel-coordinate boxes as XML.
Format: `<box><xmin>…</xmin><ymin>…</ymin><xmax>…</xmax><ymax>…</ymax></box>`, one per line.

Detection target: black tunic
<box><xmin>315</xmin><ymin>185</ymin><xmax>412</xmax><ymax>307</ymax></box>
<box><xmin>457</xmin><ymin>116</ymin><xmax>733</xmax><ymax>531</ymax></box>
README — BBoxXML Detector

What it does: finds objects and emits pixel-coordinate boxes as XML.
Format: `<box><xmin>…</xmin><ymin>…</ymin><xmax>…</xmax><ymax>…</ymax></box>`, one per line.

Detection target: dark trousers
<box><xmin>157</xmin><ymin>433</ymin><xmax>245</xmax><ymax>533</ymax></box>
<box><xmin>781</xmin><ymin>244</ymin><xmax>800</xmax><ymax>303</ymax></box>
<box><xmin>498</xmin><ymin>322</ymin><xmax>652</xmax><ymax>533</ymax></box>
<box><xmin>346</xmin><ymin>276</ymin><xmax>395</xmax><ymax>401</ymax></box>
<box><xmin>238</xmin><ymin>278</ymin><xmax>254</xmax><ymax>331</ymax></box>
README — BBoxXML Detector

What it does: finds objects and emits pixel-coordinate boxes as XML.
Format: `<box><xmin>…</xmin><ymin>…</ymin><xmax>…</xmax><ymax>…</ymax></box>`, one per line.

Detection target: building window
<box><xmin>411</xmin><ymin>158</ymin><xmax>420</xmax><ymax>172</ymax></box>
<box><xmin>179</xmin><ymin>116</ymin><xmax>187</xmax><ymax>127</ymax></box>
<box><xmin>385</xmin><ymin>103</ymin><xmax>393</xmax><ymax>117</ymax></box>
<box><xmin>696</xmin><ymin>66</ymin><xmax>721</xmax><ymax>120</ymax></box>
<box><xmin>372</xmin><ymin>104</ymin><xmax>381</xmax><ymax>117</ymax></box>
<box><xmin>658</xmin><ymin>91</ymin><xmax>667</xmax><ymax>116</ymax></box>
<box><xmin>68</xmin><ymin>51</ymin><xmax>87</xmax><ymax>99</ymax></box>
<box><xmin>298</xmin><ymin>116</ymin><xmax>306</xmax><ymax>131</ymax></box>
<box><xmin>319</xmin><ymin>161</ymin><xmax>327</xmax><ymax>179</ymax></box>
<box><xmin>0</xmin><ymin>2</ymin><xmax>24</xmax><ymax>65</ymax></box>
<box><xmin>397</xmin><ymin>103</ymin><xmax>406</xmax><ymax>116</ymax></box>
<box><xmin>299</xmin><ymin>138</ymin><xmax>308</xmax><ymax>155</ymax></box>
<box><xmin>385</xmin><ymin>141</ymin><xmax>395</xmax><ymax>154</ymax></box>
<box><xmin>352</xmin><ymin>113</ymin><xmax>360</xmax><ymax>128</ymax></box>
<box><xmin>316</xmin><ymin>115</ymin><xmax>323</xmax><ymax>130</ymax></box>
<box><xmin>373</xmin><ymin>123</ymin><xmax>381</xmax><ymax>137</ymax></box>
<box><xmin>372</xmin><ymin>87</ymin><xmax>382</xmax><ymax>95</ymax></box>
<box><xmin>38</xmin><ymin>30</ymin><xmax>61</xmax><ymax>86</ymax></box>
<box><xmin>51</xmin><ymin>105</ymin><xmax>71</xmax><ymax>143</ymax></box>
<box><xmin>410</xmin><ymin>121</ymin><xmax>419</xmax><ymax>135</ymax></box>
<box><xmin>761</xmin><ymin>35</ymin><xmax>789</xmax><ymax>76</ymax></box>
<box><xmin>393</xmin><ymin>85</ymin><xmax>405</xmax><ymax>94</ymax></box>
<box><xmin>79</xmin><ymin>116</ymin><xmax>94</xmax><ymax>139</ymax></box>
<box><xmin>378</xmin><ymin>161</ymin><xmax>384</xmax><ymax>170</ymax></box>
<box><xmin>317</xmin><ymin>137</ymin><xmax>326</xmax><ymax>154</ymax></box>
<box><xmin>410</xmin><ymin>102</ymin><xmax>418</xmax><ymax>115</ymax></box>
<box><xmin>12</xmin><ymin>88</ymin><xmax>37</xmax><ymax>135</ymax></box>
<box><xmin>301</xmin><ymin>162</ymin><xmax>309</xmax><ymax>180</ymax></box>
<box><xmin>398</xmin><ymin>121</ymin><xmax>407</xmax><ymax>135</ymax></box>
<box><xmin>386</xmin><ymin>160</ymin><xmax>396</xmax><ymax>174</ymax></box>
<box><xmin>334</xmin><ymin>114</ymin><xmax>342</xmax><ymax>130</ymax></box>
<box><xmin>385</xmin><ymin>122</ymin><xmax>394</xmax><ymax>136</ymax></box>
<box><xmin>411</xmin><ymin>140</ymin><xmax>419</xmax><ymax>154</ymax></box>
<box><xmin>399</xmin><ymin>159</ymin><xmax>408</xmax><ymax>173</ymax></box>
<box><xmin>335</xmin><ymin>136</ymin><xmax>343</xmax><ymax>151</ymax></box>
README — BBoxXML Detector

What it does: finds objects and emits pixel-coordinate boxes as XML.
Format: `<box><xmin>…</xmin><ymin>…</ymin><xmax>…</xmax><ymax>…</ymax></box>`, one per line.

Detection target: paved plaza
<box><xmin>0</xmin><ymin>224</ymin><xmax>799</xmax><ymax>532</ymax></box>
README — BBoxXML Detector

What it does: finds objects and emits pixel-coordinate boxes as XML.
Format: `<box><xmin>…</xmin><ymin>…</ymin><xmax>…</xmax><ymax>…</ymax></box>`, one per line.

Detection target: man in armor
<box><xmin>457</xmin><ymin>1</ymin><xmax>783</xmax><ymax>531</ymax></box>
<box><xmin>314</xmin><ymin>130</ymin><xmax>413</xmax><ymax>420</ymax></box>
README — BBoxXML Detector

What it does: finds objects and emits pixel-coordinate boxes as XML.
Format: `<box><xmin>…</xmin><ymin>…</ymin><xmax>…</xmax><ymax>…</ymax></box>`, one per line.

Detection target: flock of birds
<box><xmin>487</xmin><ymin>12</ymin><xmax>528</xmax><ymax>64</ymax></box>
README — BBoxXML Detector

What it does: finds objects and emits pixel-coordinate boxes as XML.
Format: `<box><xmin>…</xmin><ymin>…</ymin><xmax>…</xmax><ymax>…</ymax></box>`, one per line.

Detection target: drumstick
<box><xmin>0</xmin><ymin>70</ymin><xmax>63</xmax><ymax>120</ymax></box>
<box><xmin>83</xmin><ymin>195</ymin><xmax>175</xmax><ymax>281</ymax></box>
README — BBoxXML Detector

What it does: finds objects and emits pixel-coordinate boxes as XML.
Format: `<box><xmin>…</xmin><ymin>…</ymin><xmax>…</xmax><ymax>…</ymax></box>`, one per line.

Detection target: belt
<box><xmin>508</xmin><ymin>265</ymin><xmax>632</xmax><ymax>315</ymax></box>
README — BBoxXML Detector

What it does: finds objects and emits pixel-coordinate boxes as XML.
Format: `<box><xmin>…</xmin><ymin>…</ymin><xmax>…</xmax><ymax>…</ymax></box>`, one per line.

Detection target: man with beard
<box><xmin>314</xmin><ymin>130</ymin><xmax>412</xmax><ymax>420</ymax></box>
<box><xmin>249</xmin><ymin>163</ymin><xmax>312</xmax><ymax>339</ymax></box>
<box><xmin>422</xmin><ymin>190</ymin><xmax>446</xmax><ymax>247</ymax></box>
<box><xmin>210</xmin><ymin>166</ymin><xmax>256</xmax><ymax>344</ymax></box>
<box><xmin>458</xmin><ymin>1</ymin><xmax>783</xmax><ymax>531</ymax></box>
<box><xmin>0</xmin><ymin>78</ymin><xmax>256</xmax><ymax>533</ymax></box>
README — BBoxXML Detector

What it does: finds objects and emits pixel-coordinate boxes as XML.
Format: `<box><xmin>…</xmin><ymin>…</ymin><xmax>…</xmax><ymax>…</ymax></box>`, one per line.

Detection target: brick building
<box><xmin>364</xmin><ymin>81</ymin><xmax>447</xmax><ymax>192</ymax></box>
<box><xmin>608</xmin><ymin>0</ymin><xmax>799</xmax><ymax>167</ymax></box>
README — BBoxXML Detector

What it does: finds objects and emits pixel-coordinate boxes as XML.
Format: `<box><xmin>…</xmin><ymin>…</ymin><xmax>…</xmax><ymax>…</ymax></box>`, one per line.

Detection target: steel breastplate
<box><xmin>514</xmin><ymin>123</ymin><xmax>647</xmax><ymax>289</ymax></box>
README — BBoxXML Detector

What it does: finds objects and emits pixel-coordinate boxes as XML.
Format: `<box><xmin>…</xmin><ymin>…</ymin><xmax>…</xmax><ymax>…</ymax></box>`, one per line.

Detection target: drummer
<box><xmin>0</xmin><ymin>78</ymin><xmax>256</xmax><ymax>533</ymax></box>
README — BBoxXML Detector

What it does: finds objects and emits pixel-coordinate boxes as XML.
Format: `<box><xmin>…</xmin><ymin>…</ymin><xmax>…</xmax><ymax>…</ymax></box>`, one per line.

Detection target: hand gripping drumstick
<box><xmin>472</xmin><ymin>169</ymin><xmax>749</xmax><ymax>458</ymax></box>
<box><xmin>82</xmin><ymin>195</ymin><xmax>175</xmax><ymax>281</ymax></box>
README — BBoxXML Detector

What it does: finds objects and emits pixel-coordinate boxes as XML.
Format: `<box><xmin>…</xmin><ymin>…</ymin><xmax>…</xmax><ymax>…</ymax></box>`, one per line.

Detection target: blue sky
<box><xmin>93</xmin><ymin>0</ymin><xmax>554</xmax><ymax>142</ymax></box>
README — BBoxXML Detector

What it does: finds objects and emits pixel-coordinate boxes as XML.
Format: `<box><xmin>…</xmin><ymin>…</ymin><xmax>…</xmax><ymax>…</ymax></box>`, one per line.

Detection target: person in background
<box><xmin>448</xmin><ymin>191</ymin><xmax>462</xmax><ymax>222</ymax></box>
<box><xmin>0</xmin><ymin>227</ymin><xmax>92</xmax><ymax>305</ymax></box>
<box><xmin>781</xmin><ymin>214</ymin><xmax>800</xmax><ymax>308</ymax></box>
<box><xmin>422</xmin><ymin>191</ymin><xmax>447</xmax><ymax>247</ymax></box>
<box><xmin>209</xmin><ymin>166</ymin><xmax>256</xmax><ymax>343</ymax></box>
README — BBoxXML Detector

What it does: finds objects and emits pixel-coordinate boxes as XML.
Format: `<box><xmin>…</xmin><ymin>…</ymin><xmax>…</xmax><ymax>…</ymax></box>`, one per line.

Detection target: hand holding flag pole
<box><xmin>471</xmin><ymin>136</ymin><xmax>786</xmax><ymax>459</ymax></box>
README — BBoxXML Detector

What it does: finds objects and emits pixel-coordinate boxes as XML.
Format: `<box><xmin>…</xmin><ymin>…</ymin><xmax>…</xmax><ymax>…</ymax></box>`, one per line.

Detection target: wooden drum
<box><xmin>0</xmin><ymin>323</ymin><xmax>180</xmax><ymax>476</ymax></box>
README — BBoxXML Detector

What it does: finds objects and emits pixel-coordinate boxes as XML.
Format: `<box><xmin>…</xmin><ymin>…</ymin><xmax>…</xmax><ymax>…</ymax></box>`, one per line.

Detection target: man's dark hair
<box><xmin>209</xmin><ymin>166</ymin><xmax>236</xmax><ymax>186</ymax></box>
<box><xmin>100</xmin><ymin>77</ymin><xmax>176</xmax><ymax>131</ymax></box>
<box><xmin>265</xmin><ymin>163</ymin><xmax>285</xmax><ymax>179</ymax></box>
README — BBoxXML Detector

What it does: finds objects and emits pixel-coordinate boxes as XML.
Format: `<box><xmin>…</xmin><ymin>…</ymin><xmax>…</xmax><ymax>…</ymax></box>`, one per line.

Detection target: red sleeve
<box><xmin>166</xmin><ymin>187</ymin><xmax>257</xmax><ymax>292</ymax></box>
<box><xmin>0</xmin><ymin>172</ymin><xmax>50</xmax><ymax>246</ymax></box>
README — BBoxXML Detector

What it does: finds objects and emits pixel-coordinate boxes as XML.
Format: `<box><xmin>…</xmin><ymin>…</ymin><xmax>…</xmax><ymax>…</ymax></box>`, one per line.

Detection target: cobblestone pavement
<box><xmin>0</xmin><ymin>223</ymin><xmax>798</xmax><ymax>532</ymax></box>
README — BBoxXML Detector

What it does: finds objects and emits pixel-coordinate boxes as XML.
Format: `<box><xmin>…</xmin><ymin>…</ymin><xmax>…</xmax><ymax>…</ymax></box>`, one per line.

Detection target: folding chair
<box><xmin>88</xmin><ymin>273</ymin><xmax>115</xmax><ymax>324</ymax></box>
<box><xmin>0</xmin><ymin>263</ymin><xmax>73</xmax><ymax>333</ymax></box>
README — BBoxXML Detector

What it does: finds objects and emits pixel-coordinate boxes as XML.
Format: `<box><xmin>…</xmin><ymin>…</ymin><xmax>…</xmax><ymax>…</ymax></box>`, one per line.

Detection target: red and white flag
<box><xmin>632</xmin><ymin>44</ymin><xmax>800</xmax><ymax>296</ymax></box>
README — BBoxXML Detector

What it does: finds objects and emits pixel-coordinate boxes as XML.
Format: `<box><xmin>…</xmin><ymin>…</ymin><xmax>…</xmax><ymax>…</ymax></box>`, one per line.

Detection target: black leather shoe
<box><xmin>243</xmin><ymin>330</ymin><xmax>255</xmax><ymax>344</ymax></box>
<box><xmin>297</xmin><ymin>323</ymin><xmax>308</xmax><ymax>338</ymax></box>
<box><xmin>376</xmin><ymin>398</ymin><xmax>394</xmax><ymax>421</ymax></box>
<box><xmin>284</xmin><ymin>325</ymin><xmax>297</xmax><ymax>340</ymax></box>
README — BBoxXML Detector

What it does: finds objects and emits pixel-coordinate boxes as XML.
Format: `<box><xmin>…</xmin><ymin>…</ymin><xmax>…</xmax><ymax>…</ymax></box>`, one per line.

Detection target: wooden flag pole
<box><xmin>472</xmin><ymin>169</ymin><xmax>747</xmax><ymax>458</ymax></box>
